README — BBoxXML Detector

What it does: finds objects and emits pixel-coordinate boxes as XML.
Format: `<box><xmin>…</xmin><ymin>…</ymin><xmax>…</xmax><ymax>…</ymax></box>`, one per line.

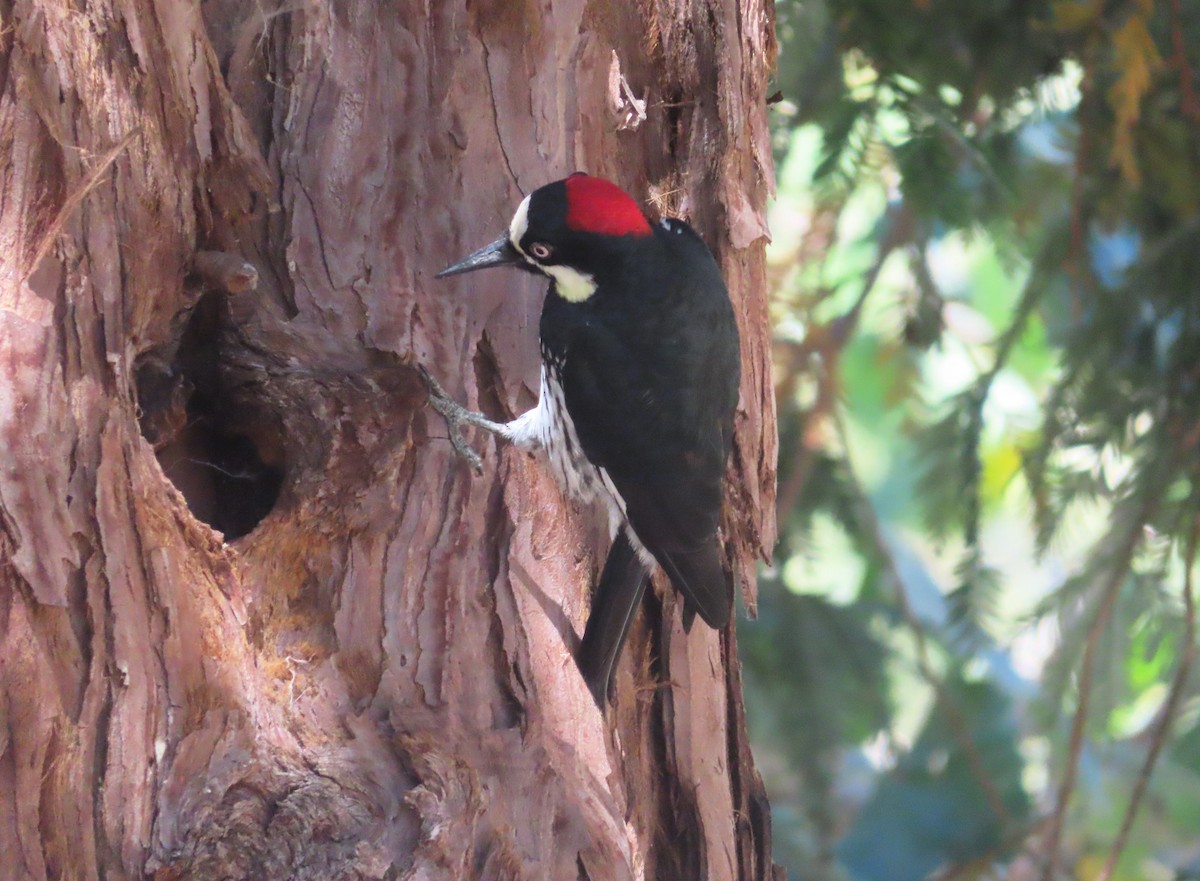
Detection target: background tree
<box><xmin>0</xmin><ymin>1</ymin><xmax>779</xmax><ymax>878</ymax></box>
<box><xmin>749</xmin><ymin>1</ymin><xmax>1200</xmax><ymax>880</ymax></box>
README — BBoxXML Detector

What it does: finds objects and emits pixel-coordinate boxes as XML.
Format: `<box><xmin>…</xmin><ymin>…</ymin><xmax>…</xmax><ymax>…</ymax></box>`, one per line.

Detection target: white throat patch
<box><xmin>544</xmin><ymin>264</ymin><xmax>598</xmax><ymax>302</ymax></box>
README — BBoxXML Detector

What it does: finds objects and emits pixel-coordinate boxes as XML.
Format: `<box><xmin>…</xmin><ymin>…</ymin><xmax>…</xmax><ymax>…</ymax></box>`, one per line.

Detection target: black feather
<box><xmin>541</xmin><ymin>219</ymin><xmax>739</xmax><ymax>634</ymax></box>
<box><xmin>576</xmin><ymin>530</ymin><xmax>650</xmax><ymax>705</ymax></box>
<box><xmin>437</xmin><ymin>179</ymin><xmax>739</xmax><ymax>708</ymax></box>
<box><xmin>523</xmin><ymin>186</ymin><xmax>740</xmax><ymax>703</ymax></box>
<box><xmin>654</xmin><ymin>541</ymin><xmax>731</xmax><ymax>628</ymax></box>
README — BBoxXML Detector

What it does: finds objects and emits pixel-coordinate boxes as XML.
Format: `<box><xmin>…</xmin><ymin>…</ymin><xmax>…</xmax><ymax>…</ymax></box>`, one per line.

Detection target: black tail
<box><xmin>577</xmin><ymin>531</ymin><xmax>650</xmax><ymax>707</ymax></box>
<box><xmin>656</xmin><ymin>539</ymin><xmax>732</xmax><ymax>629</ymax></box>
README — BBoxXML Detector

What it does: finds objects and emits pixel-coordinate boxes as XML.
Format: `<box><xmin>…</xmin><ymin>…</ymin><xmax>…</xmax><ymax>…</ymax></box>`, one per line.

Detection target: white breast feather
<box><xmin>503</xmin><ymin>365</ymin><xmax>654</xmax><ymax>566</ymax></box>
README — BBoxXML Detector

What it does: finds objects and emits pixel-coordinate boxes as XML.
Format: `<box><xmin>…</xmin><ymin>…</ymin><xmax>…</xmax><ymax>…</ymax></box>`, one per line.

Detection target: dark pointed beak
<box><xmin>436</xmin><ymin>235</ymin><xmax>523</xmax><ymax>278</ymax></box>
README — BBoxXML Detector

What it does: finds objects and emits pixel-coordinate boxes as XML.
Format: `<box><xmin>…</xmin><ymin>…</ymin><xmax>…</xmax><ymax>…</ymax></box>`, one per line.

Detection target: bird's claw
<box><xmin>418</xmin><ymin>365</ymin><xmax>485</xmax><ymax>474</ymax></box>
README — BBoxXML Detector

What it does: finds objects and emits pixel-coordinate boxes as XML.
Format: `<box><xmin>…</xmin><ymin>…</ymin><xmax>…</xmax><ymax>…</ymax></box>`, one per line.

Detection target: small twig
<box><xmin>980</xmin><ymin>266</ymin><xmax>1045</xmax><ymax>391</ymax></box>
<box><xmin>773</xmin><ymin>333</ymin><xmax>837</xmax><ymax>528</ymax></box>
<box><xmin>909</xmin><ymin>93</ymin><xmax>1010</xmax><ymax>197</ymax></box>
<box><xmin>928</xmin><ymin>816</ymin><xmax>1055</xmax><ymax>881</ymax></box>
<box><xmin>1169</xmin><ymin>0</ymin><xmax>1200</xmax><ymax>122</ymax></box>
<box><xmin>841</xmin><ymin>200</ymin><xmax>915</xmax><ymax>333</ymax></box>
<box><xmin>1039</xmin><ymin>493</ymin><xmax>1156</xmax><ymax>881</ymax></box>
<box><xmin>22</xmin><ymin>131</ymin><xmax>138</xmax><ymax>283</ymax></box>
<box><xmin>774</xmin><ymin>201</ymin><xmax>914</xmax><ymax>531</ymax></box>
<box><xmin>957</xmin><ymin>265</ymin><xmax>1049</xmax><ymax>546</ymax></box>
<box><xmin>835</xmin><ymin>413</ymin><xmax>1013</xmax><ymax>826</ymax></box>
<box><xmin>1093</xmin><ymin>520</ymin><xmax>1199</xmax><ymax>881</ymax></box>
<box><xmin>184</xmin><ymin>458</ymin><xmax>259</xmax><ymax>481</ymax></box>
<box><xmin>283</xmin><ymin>654</ymin><xmax>310</xmax><ymax>708</ymax></box>
<box><xmin>1066</xmin><ymin>46</ymin><xmax>1097</xmax><ymax>319</ymax></box>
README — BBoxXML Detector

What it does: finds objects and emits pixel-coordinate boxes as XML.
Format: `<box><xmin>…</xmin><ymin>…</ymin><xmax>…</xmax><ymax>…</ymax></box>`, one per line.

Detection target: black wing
<box><xmin>548</xmin><ymin>241</ymin><xmax>739</xmax><ymax>627</ymax></box>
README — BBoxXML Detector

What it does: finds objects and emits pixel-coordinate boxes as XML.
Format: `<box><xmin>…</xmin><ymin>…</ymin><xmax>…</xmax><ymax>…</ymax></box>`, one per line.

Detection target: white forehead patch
<box><xmin>508</xmin><ymin>194</ymin><xmax>532</xmax><ymax>255</ymax></box>
<box><xmin>544</xmin><ymin>264</ymin><xmax>597</xmax><ymax>302</ymax></box>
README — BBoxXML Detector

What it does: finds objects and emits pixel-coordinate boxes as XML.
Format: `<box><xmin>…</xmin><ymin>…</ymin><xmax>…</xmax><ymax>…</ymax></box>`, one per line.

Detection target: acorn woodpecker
<box><xmin>426</xmin><ymin>173</ymin><xmax>740</xmax><ymax>705</ymax></box>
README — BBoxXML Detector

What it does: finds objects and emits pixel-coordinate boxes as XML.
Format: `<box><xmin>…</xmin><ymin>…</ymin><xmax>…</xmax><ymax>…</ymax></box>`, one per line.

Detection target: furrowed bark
<box><xmin>0</xmin><ymin>1</ymin><xmax>780</xmax><ymax>878</ymax></box>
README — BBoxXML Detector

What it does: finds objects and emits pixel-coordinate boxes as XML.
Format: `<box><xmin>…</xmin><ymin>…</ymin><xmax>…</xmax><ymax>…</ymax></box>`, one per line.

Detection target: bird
<box><xmin>423</xmin><ymin>173</ymin><xmax>740</xmax><ymax>706</ymax></box>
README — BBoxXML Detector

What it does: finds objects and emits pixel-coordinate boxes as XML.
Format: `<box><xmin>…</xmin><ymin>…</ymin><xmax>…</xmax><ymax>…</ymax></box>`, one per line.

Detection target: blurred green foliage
<box><xmin>746</xmin><ymin>1</ymin><xmax>1200</xmax><ymax>879</ymax></box>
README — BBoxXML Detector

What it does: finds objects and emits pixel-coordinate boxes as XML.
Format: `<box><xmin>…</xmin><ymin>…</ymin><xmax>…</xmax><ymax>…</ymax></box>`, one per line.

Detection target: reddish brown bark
<box><xmin>0</xmin><ymin>1</ymin><xmax>779</xmax><ymax>878</ymax></box>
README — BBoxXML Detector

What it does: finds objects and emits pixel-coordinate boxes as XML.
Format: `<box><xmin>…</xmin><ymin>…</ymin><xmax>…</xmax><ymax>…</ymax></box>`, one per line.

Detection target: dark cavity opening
<box><xmin>135</xmin><ymin>291</ymin><xmax>284</xmax><ymax>540</ymax></box>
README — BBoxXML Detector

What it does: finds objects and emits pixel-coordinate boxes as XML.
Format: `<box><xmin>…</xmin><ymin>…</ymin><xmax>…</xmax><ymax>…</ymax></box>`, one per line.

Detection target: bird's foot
<box><xmin>418</xmin><ymin>366</ymin><xmax>507</xmax><ymax>473</ymax></box>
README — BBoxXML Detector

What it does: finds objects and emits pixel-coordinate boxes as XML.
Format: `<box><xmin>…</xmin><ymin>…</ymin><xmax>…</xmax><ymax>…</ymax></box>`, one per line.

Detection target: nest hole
<box><xmin>136</xmin><ymin>291</ymin><xmax>284</xmax><ymax>540</ymax></box>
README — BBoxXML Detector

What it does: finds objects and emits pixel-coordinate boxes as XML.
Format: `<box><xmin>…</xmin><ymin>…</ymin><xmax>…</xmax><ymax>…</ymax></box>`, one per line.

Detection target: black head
<box><xmin>436</xmin><ymin>174</ymin><xmax>653</xmax><ymax>302</ymax></box>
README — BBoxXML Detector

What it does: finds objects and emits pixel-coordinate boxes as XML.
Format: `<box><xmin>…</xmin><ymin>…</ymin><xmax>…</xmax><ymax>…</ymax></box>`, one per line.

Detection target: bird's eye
<box><xmin>530</xmin><ymin>242</ymin><xmax>552</xmax><ymax>260</ymax></box>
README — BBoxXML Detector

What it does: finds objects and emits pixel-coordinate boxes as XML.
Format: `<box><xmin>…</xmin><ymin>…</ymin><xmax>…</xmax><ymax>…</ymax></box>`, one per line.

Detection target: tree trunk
<box><xmin>0</xmin><ymin>1</ymin><xmax>779</xmax><ymax>878</ymax></box>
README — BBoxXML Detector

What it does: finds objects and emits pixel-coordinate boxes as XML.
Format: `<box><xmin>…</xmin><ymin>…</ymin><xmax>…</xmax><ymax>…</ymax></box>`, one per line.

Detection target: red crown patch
<box><xmin>564</xmin><ymin>174</ymin><xmax>652</xmax><ymax>238</ymax></box>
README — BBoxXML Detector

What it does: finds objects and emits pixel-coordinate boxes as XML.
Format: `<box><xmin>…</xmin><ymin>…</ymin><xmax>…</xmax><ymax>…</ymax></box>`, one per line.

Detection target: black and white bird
<box><xmin>425</xmin><ymin>173</ymin><xmax>740</xmax><ymax>705</ymax></box>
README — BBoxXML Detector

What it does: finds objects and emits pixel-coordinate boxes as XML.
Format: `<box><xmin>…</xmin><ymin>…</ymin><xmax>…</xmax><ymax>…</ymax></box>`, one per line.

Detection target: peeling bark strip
<box><xmin>0</xmin><ymin>1</ymin><xmax>780</xmax><ymax>879</ymax></box>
